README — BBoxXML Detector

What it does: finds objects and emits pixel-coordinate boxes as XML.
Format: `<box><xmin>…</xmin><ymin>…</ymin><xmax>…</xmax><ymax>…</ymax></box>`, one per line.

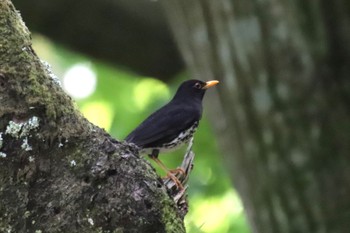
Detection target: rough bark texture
<box><xmin>163</xmin><ymin>0</ymin><xmax>350</xmax><ymax>233</ymax></box>
<box><xmin>0</xmin><ymin>1</ymin><xmax>185</xmax><ymax>232</ymax></box>
<box><xmin>11</xmin><ymin>0</ymin><xmax>183</xmax><ymax>80</ymax></box>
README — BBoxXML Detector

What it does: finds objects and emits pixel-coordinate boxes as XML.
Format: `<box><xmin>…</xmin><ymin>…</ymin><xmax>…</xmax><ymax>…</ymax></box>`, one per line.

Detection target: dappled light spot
<box><xmin>185</xmin><ymin>190</ymin><xmax>244</xmax><ymax>233</ymax></box>
<box><xmin>81</xmin><ymin>101</ymin><xmax>114</xmax><ymax>131</ymax></box>
<box><xmin>133</xmin><ymin>78</ymin><xmax>170</xmax><ymax>111</ymax></box>
<box><xmin>63</xmin><ymin>63</ymin><xmax>97</xmax><ymax>99</ymax></box>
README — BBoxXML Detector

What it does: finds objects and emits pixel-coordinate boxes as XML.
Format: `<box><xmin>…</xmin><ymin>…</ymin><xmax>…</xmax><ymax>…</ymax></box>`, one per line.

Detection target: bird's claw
<box><xmin>168</xmin><ymin>167</ymin><xmax>186</xmax><ymax>176</ymax></box>
<box><xmin>165</xmin><ymin>172</ymin><xmax>184</xmax><ymax>190</ymax></box>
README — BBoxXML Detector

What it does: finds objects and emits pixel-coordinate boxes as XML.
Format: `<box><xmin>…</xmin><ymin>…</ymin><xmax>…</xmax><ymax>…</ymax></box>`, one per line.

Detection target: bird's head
<box><xmin>172</xmin><ymin>79</ymin><xmax>219</xmax><ymax>102</ymax></box>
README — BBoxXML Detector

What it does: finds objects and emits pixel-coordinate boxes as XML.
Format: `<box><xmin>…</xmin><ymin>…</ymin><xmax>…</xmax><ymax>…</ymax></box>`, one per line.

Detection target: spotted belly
<box><xmin>140</xmin><ymin>122</ymin><xmax>198</xmax><ymax>155</ymax></box>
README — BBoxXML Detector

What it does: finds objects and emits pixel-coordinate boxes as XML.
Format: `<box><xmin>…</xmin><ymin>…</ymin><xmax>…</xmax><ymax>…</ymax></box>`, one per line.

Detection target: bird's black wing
<box><xmin>125</xmin><ymin>103</ymin><xmax>200</xmax><ymax>148</ymax></box>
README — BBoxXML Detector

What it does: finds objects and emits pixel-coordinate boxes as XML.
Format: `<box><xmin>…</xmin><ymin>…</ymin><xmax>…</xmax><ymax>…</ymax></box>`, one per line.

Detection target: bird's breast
<box><xmin>140</xmin><ymin>121</ymin><xmax>199</xmax><ymax>155</ymax></box>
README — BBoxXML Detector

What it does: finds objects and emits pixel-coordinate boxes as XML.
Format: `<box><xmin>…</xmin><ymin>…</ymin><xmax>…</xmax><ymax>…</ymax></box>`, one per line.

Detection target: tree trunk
<box><xmin>163</xmin><ymin>0</ymin><xmax>350</xmax><ymax>233</ymax></box>
<box><xmin>0</xmin><ymin>1</ymin><xmax>185</xmax><ymax>232</ymax></box>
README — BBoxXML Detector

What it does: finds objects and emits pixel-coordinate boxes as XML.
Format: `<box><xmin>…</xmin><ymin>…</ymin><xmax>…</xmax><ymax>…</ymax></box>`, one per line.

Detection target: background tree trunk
<box><xmin>163</xmin><ymin>0</ymin><xmax>350</xmax><ymax>233</ymax></box>
<box><xmin>0</xmin><ymin>1</ymin><xmax>185</xmax><ymax>232</ymax></box>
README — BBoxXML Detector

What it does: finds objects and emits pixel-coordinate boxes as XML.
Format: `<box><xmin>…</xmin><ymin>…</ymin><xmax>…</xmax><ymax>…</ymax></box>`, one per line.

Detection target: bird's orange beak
<box><xmin>203</xmin><ymin>80</ymin><xmax>219</xmax><ymax>89</ymax></box>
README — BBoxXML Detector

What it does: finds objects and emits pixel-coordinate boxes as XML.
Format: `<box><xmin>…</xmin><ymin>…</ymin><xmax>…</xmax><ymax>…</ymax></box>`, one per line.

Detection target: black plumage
<box><xmin>125</xmin><ymin>79</ymin><xmax>219</xmax><ymax>188</ymax></box>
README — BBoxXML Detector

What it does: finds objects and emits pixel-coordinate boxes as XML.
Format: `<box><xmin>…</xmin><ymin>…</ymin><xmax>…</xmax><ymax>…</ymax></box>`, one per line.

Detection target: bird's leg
<box><xmin>149</xmin><ymin>150</ymin><xmax>184</xmax><ymax>190</ymax></box>
<box><xmin>150</xmin><ymin>150</ymin><xmax>184</xmax><ymax>176</ymax></box>
<box><xmin>150</xmin><ymin>149</ymin><xmax>160</xmax><ymax>158</ymax></box>
<box><xmin>153</xmin><ymin>157</ymin><xmax>184</xmax><ymax>190</ymax></box>
<box><xmin>168</xmin><ymin>137</ymin><xmax>193</xmax><ymax>176</ymax></box>
<box><xmin>168</xmin><ymin>168</ymin><xmax>186</xmax><ymax>176</ymax></box>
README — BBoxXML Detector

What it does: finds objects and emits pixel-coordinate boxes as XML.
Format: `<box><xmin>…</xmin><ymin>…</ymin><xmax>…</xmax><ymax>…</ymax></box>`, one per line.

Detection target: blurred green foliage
<box><xmin>33</xmin><ymin>34</ymin><xmax>250</xmax><ymax>233</ymax></box>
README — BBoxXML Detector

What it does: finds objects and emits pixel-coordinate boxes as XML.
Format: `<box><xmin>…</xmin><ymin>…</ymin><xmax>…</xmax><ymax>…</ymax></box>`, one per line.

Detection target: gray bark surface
<box><xmin>0</xmin><ymin>1</ymin><xmax>185</xmax><ymax>232</ymax></box>
<box><xmin>163</xmin><ymin>0</ymin><xmax>350</xmax><ymax>233</ymax></box>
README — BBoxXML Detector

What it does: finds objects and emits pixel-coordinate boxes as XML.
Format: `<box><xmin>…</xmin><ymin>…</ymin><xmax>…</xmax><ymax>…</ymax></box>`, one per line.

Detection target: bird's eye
<box><xmin>194</xmin><ymin>82</ymin><xmax>202</xmax><ymax>89</ymax></box>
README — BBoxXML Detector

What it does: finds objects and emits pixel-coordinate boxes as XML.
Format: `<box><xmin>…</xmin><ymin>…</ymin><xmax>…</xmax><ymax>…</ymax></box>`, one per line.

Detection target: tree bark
<box><xmin>163</xmin><ymin>0</ymin><xmax>350</xmax><ymax>233</ymax></box>
<box><xmin>0</xmin><ymin>1</ymin><xmax>185</xmax><ymax>232</ymax></box>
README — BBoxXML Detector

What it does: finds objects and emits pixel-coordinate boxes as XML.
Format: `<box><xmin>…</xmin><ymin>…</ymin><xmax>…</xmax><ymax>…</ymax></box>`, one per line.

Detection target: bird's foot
<box><xmin>162</xmin><ymin>168</ymin><xmax>185</xmax><ymax>181</ymax></box>
<box><xmin>168</xmin><ymin>167</ymin><xmax>186</xmax><ymax>176</ymax></box>
<box><xmin>165</xmin><ymin>172</ymin><xmax>184</xmax><ymax>190</ymax></box>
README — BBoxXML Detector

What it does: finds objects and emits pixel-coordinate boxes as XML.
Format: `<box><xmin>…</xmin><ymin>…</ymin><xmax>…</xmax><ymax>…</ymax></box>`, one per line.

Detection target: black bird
<box><xmin>125</xmin><ymin>79</ymin><xmax>219</xmax><ymax>188</ymax></box>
